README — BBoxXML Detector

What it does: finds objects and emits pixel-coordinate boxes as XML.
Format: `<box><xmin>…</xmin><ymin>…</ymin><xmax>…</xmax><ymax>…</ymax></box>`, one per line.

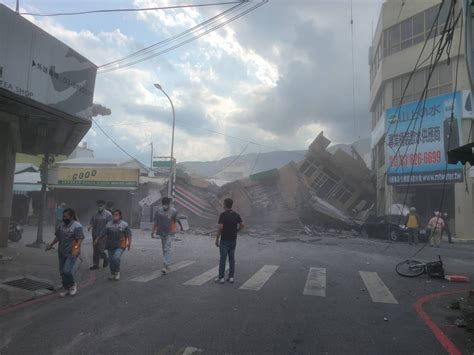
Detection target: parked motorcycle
<box><xmin>8</xmin><ymin>222</ymin><xmax>23</xmax><ymax>242</ymax></box>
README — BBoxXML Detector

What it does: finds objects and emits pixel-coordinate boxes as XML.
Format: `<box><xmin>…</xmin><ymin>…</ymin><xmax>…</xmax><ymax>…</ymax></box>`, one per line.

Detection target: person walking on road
<box><xmin>96</xmin><ymin>210</ymin><xmax>132</xmax><ymax>281</ymax></box>
<box><xmin>442</xmin><ymin>212</ymin><xmax>453</xmax><ymax>244</ymax></box>
<box><xmin>215</xmin><ymin>198</ymin><xmax>244</xmax><ymax>284</ymax></box>
<box><xmin>428</xmin><ymin>211</ymin><xmax>445</xmax><ymax>248</ymax></box>
<box><xmin>151</xmin><ymin>197</ymin><xmax>178</xmax><ymax>275</ymax></box>
<box><xmin>88</xmin><ymin>200</ymin><xmax>112</xmax><ymax>270</ymax></box>
<box><xmin>46</xmin><ymin>208</ymin><xmax>84</xmax><ymax>297</ymax></box>
<box><xmin>405</xmin><ymin>207</ymin><xmax>421</xmax><ymax>245</ymax></box>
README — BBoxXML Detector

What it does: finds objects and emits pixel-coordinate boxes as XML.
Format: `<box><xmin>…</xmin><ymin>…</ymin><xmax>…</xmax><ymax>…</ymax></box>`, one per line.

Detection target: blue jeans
<box><xmin>160</xmin><ymin>234</ymin><xmax>173</xmax><ymax>267</ymax></box>
<box><xmin>58</xmin><ymin>254</ymin><xmax>77</xmax><ymax>289</ymax></box>
<box><xmin>107</xmin><ymin>248</ymin><xmax>124</xmax><ymax>274</ymax></box>
<box><xmin>219</xmin><ymin>239</ymin><xmax>236</xmax><ymax>279</ymax></box>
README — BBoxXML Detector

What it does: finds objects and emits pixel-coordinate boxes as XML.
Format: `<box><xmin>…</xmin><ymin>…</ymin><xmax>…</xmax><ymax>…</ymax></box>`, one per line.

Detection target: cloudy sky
<box><xmin>5</xmin><ymin>0</ymin><xmax>382</xmax><ymax>164</ymax></box>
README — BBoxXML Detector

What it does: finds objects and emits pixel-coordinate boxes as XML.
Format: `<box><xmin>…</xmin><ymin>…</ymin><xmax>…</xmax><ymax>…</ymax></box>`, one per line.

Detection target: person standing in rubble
<box><xmin>88</xmin><ymin>200</ymin><xmax>112</xmax><ymax>270</ymax></box>
<box><xmin>442</xmin><ymin>212</ymin><xmax>453</xmax><ymax>244</ymax></box>
<box><xmin>96</xmin><ymin>209</ymin><xmax>132</xmax><ymax>281</ymax></box>
<box><xmin>405</xmin><ymin>207</ymin><xmax>420</xmax><ymax>245</ymax></box>
<box><xmin>46</xmin><ymin>208</ymin><xmax>84</xmax><ymax>297</ymax></box>
<box><xmin>215</xmin><ymin>198</ymin><xmax>244</xmax><ymax>284</ymax></box>
<box><xmin>428</xmin><ymin>211</ymin><xmax>445</xmax><ymax>248</ymax></box>
<box><xmin>151</xmin><ymin>197</ymin><xmax>178</xmax><ymax>275</ymax></box>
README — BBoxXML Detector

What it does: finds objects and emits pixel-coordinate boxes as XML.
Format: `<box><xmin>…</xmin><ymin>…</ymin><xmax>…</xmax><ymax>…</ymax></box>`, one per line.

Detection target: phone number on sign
<box><xmin>389</xmin><ymin>151</ymin><xmax>442</xmax><ymax>167</ymax></box>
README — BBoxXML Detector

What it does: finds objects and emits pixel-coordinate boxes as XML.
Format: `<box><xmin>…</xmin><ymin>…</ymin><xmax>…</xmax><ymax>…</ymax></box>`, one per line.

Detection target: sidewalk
<box><xmin>0</xmin><ymin>225</ymin><xmax>93</xmax><ymax>309</ymax></box>
<box><xmin>417</xmin><ymin>289</ymin><xmax>474</xmax><ymax>355</ymax></box>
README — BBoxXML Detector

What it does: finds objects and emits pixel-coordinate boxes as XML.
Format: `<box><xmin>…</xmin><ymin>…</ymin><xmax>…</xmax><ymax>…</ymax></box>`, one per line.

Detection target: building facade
<box><xmin>369</xmin><ymin>0</ymin><xmax>474</xmax><ymax>239</ymax></box>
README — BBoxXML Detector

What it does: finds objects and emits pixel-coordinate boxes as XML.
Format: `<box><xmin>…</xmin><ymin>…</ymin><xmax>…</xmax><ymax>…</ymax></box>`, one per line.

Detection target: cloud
<box><xmin>13</xmin><ymin>0</ymin><xmax>382</xmax><ymax>164</ymax></box>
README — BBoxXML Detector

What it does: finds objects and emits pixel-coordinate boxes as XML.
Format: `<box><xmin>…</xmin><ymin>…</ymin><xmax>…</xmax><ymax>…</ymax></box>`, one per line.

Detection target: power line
<box><xmin>350</xmin><ymin>0</ymin><xmax>357</xmax><ymax>139</ymax></box>
<box><xmin>20</xmin><ymin>1</ymin><xmax>246</xmax><ymax>17</ymax></box>
<box><xmin>92</xmin><ymin>119</ymin><xmax>147</xmax><ymax>166</ymax></box>
<box><xmin>98</xmin><ymin>2</ymin><xmax>246</xmax><ymax>69</ymax></box>
<box><xmin>98</xmin><ymin>0</ymin><xmax>267</xmax><ymax>73</ymax></box>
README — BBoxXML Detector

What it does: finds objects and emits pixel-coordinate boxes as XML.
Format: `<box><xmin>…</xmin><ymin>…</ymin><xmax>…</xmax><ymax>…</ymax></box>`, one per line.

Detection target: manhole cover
<box><xmin>3</xmin><ymin>277</ymin><xmax>54</xmax><ymax>291</ymax></box>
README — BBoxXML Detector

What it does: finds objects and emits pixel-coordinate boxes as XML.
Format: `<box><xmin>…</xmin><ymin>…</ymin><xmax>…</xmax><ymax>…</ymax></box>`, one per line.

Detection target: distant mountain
<box><xmin>178</xmin><ymin>150</ymin><xmax>306</xmax><ymax>178</ymax></box>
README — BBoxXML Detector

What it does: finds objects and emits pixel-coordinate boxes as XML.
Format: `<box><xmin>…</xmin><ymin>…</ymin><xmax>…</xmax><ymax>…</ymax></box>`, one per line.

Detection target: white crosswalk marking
<box><xmin>130</xmin><ymin>260</ymin><xmax>195</xmax><ymax>282</ymax></box>
<box><xmin>303</xmin><ymin>267</ymin><xmax>326</xmax><ymax>297</ymax></box>
<box><xmin>359</xmin><ymin>271</ymin><xmax>398</xmax><ymax>304</ymax></box>
<box><xmin>239</xmin><ymin>265</ymin><xmax>279</xmax><ymax>291</ymax></box>
<box><xmin>184</xmin><ymin>265</ymin><xmax>226</xmax><ymax>286</ymax></box>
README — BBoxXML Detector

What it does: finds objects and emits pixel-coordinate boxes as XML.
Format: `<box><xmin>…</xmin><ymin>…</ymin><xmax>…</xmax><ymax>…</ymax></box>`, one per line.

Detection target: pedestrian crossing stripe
<box><xmin>239</xmin><ymin>265</ymin><xmax>279</xmax><ymax>291</ymax></box>
<box><xmin>359</xmin><ymin>271</ymin><xmax>398</xmax><ymax>304</ymax></box>
<box><xmin>303</xmin><ymin>267</ymin><xmax>326</xmax><ymax>297</ymax></box>
<box><xmin>130</xmin><ymin>260</ymin><xmax>195</xmax><ymax>282</ymax></box>
<box><xmin>183</xmin><ymin>265</ymin><xmax>228</xmax><ymax>286</ymax></box>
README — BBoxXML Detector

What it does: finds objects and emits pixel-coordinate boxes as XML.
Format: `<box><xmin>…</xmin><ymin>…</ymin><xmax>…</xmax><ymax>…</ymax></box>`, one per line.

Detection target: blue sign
<box><xmin>385</xmin><ymin>92</ymin><xmax>464</xmax><ymax>185</ymax></box>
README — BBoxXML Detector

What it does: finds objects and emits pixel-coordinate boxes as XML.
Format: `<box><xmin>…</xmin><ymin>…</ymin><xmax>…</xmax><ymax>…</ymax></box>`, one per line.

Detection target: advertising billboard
<box><xmin>0</xmin><ymin>4</ymin><xmax>97</xmax><ymax>120</ymax></box>
<box><xmin>57</xmin><ymin>168</ymin><xmax>139</xmax><ymax>188</ymax></box>
<box><xmin>385</xmin><ymin>92</ymin><xmax>464</xmax><ymax>185</ymax></box>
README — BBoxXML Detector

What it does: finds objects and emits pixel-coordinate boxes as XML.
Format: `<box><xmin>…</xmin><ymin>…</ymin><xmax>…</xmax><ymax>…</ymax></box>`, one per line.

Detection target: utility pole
<box><xmin>27</xmin><ymin>154</ymin><xmax>51</xmax><ymax>248</ymax></box>
<box><xmin>15</xmin><ymin>0</ymin><xmax>19</xmax><ymax>13</ymax></box>
<box><xmin>150</xmin><ymin>142</ymin><xmax>154</xmax><ymax>170</ymax></box>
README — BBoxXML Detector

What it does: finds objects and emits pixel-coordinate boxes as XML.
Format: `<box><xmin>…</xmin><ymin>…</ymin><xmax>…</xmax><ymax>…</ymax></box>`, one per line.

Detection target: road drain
<box><xmin>3</xmin><ymin>277</ymin><xmax>54</xmax><ymax>291</ymax></box>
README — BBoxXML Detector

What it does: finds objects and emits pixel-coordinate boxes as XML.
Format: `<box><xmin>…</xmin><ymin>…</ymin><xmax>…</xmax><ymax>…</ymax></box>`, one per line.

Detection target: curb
<box><xmin>413</xmin><ymin>289</ymin><xmax>471</xmax><ymax>355</ymax></box>
<box><xmin>0</xmin><ymin>270</ymin><xmax>96</xmax><ymax>317</ymax></box>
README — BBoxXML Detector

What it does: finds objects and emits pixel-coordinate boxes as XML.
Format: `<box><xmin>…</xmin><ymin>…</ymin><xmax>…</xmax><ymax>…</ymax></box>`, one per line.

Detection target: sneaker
<box><xmin>227</xmin><ymin>277</ymin><xmax>234</xmax><ymax>284</ymax></box>
<box><xmin>161</xmin><ymin>267</ymin><xmax>169</xmax><ymax>275</ymax></box>
<box><xmin>108</xmin><ymin>274</ymin><xmax>116</xmax><ymax>280</ymax></box>
<box><xmin>215</xmin><ymin>278</ymin><xmax>225</xmax><ymax>284</ymax></box>
<box><xmin>114</xmin><ymin>272</ymin><xmax>121</xmax><ymax>281</ymax></box>
<box><xmin>69</xmin><ymin>284</ymin><xmax>78</xmax><ymax>296</ymax></box>
<box><xmin>89</xmin><ymin>265</ymin><xmax>99</xmax><ymax>270</ymax></box>
<box><xmin>59</xmin><ymin>289</ymin><xmax>69</xmax><ymax>297</ymax></box>
<box><xmin>103</xmin><ymin>258</ymin><xmax>109</xmax><ymax>268</ymax></box>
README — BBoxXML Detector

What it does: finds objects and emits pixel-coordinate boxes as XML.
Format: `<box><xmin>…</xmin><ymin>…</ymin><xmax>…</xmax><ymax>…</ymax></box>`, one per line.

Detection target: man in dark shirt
<box><xmin>215</xmin><ymin>198</ymin><xmax>244</xmax><ymax>284</ymax></box>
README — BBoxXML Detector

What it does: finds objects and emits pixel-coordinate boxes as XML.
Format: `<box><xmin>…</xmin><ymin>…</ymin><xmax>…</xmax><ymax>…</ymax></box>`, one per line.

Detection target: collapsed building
<box><xmin>167</xmin><ymin>132</ymin><xmax>375</xmax><ymax>230</ymax></box>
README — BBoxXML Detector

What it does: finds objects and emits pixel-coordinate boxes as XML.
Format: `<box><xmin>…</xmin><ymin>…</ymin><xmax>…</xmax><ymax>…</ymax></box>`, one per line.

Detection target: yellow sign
<box><xmin>57</xmin><ymin>168</ymin><xmax>139</xmax><ymax>187</ymax></box>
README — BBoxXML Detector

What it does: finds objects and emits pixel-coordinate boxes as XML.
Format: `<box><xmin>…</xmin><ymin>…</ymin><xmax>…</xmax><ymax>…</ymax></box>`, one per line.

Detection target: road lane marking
<box><xmin>130</xmin><ymin>260</ymin><xmax>195</xmax><ymax>282</ymax></box>
<box><xmin>183</xmin><ymin>265</ymin><xmax>228</xmax><ymax>286</ymax></box>
<box><xmin>239</xmin><ymin>265</ymin><xmax>279</xmax><ymax>291</ymax></box>
<box><xmin>359</xmin><ymin>271</ymin><xmax>398</xmax><ymax>304</ymax></box>
<box><xmin>303</xmin><ymin>267</ymin><xmax>326</xmax><ymax>297</ymax></box>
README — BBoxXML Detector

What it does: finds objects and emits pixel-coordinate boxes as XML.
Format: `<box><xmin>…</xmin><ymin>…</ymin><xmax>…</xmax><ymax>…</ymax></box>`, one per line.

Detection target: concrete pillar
<box><xmin>0</xmin><ymin>122</ymin><xmax>16</xmax><ymax>247</ymax></box>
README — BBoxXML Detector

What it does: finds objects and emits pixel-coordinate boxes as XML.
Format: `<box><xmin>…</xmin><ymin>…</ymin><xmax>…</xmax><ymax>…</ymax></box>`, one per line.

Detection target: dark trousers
<box><xmin>443</xmin><ymin>225</ymin><xmax>452</xmax><ymax>243</ymax></box>
<box><xmin>219</xmin><ymin>239</ymin><xmax>236</xmax><ymax>279</ymax></box>
<box><xmin>407</xmin><ymin>228</ymin><xmax>419</xmax><ymax>245</ymax></box>
<box><xmin>59</xmin><ymin>254</ymin><xmax>77</xmax><ymax>289</ymax></box>
<box><xmin>92</xmin><ymin>238</ymin><xmax>108</xmax><ymax>266</ymax></box>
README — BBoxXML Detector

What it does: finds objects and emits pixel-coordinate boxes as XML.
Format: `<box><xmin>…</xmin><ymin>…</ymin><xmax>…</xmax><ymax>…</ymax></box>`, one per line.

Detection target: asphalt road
<box><xmin>0</xmin><ymin>230</ymin><xmax>472</xmax><ymax>354</ymax></box>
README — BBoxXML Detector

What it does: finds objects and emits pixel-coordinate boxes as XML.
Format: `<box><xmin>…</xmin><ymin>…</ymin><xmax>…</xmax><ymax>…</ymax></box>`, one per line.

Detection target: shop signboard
<box><xmin>385</xmin><ymin>92</ymin><xmax>464</xmax><ymax>185</ymax></box>
<box><xmin>0</xmin><ymin>4</ymin><xmax>97</xmax><ymax>120</ymax></box>
<box><xmin>57</xmin><ymin>168</ymin><xmax>139</xmax><ymax>188</ymax></box>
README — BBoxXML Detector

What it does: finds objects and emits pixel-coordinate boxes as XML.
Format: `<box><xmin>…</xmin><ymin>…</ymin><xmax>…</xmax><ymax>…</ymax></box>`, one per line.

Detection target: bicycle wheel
<box><xmin>396</xmin><ymin>259</ymin><xmax>425</xmax><ymax>277</ymax></box>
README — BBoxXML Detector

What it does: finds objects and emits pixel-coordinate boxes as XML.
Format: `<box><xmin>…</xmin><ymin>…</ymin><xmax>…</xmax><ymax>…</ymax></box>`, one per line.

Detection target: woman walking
<box><xmin>96</xmin><ymin>209</ymin><xmax>132</xmax><ymax>281</ymax></box>
<box><xmin>46</xmin><ymin>208</ymin><xmax>84</xmax><ymax>297</ymax></box>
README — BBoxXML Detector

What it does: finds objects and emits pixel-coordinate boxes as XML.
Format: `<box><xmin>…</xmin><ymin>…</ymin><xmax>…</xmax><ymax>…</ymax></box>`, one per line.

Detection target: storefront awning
<box><xmin>49</xmin><ymin>185</ymin><xmax>137</xmax><ymax>191</ymax></box>
<box><xmin>13</xmin><ymin>183</ymin><xmax>42</xmax><ymax>195</ymax></box>
<box><xmin>447</xmin><ymin>142</ymin><xmax>474</xmax><ymax>165</ymax></box>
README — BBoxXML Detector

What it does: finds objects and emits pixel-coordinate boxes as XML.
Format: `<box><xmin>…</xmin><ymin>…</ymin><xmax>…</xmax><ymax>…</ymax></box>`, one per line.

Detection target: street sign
<box><xmin>152</xmin><ymin>158</ymin><xmax>173</xmax><ymax>175</ymax></box>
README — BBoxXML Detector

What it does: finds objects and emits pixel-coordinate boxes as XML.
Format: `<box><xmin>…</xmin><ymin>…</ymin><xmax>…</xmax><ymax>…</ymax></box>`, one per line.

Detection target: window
<box><xmin>371</xmin><ymin>89</ymin><xmax>385</xmax><ymax>128</ymax></box>
<box><xmin>392</xmin><ymin>61</ymin><xmax>452</xmax><ymax>107</ymax></box>
<box><xmin>377</xmin><ymin>139</ymin><xmax>384</xmax><ymax>168</ymax></box>
<box><xmin>383</xmin><ymin>4</ymin><xmax>454</xmax><ymax>58</ymax></box>
<box><xmin>299</xmin><ymin>160</ymin><xmax>310</xmax><ymax>172</ymax></box>
<box><xmin>304</xmin><ymin>165</ymin><xmax>317</xmax><ymax>177</ymax></box>
<box><xmin>400</xmin><ymin>18</ymin><xmax>412</xmax><ymax>49</ymax></box>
